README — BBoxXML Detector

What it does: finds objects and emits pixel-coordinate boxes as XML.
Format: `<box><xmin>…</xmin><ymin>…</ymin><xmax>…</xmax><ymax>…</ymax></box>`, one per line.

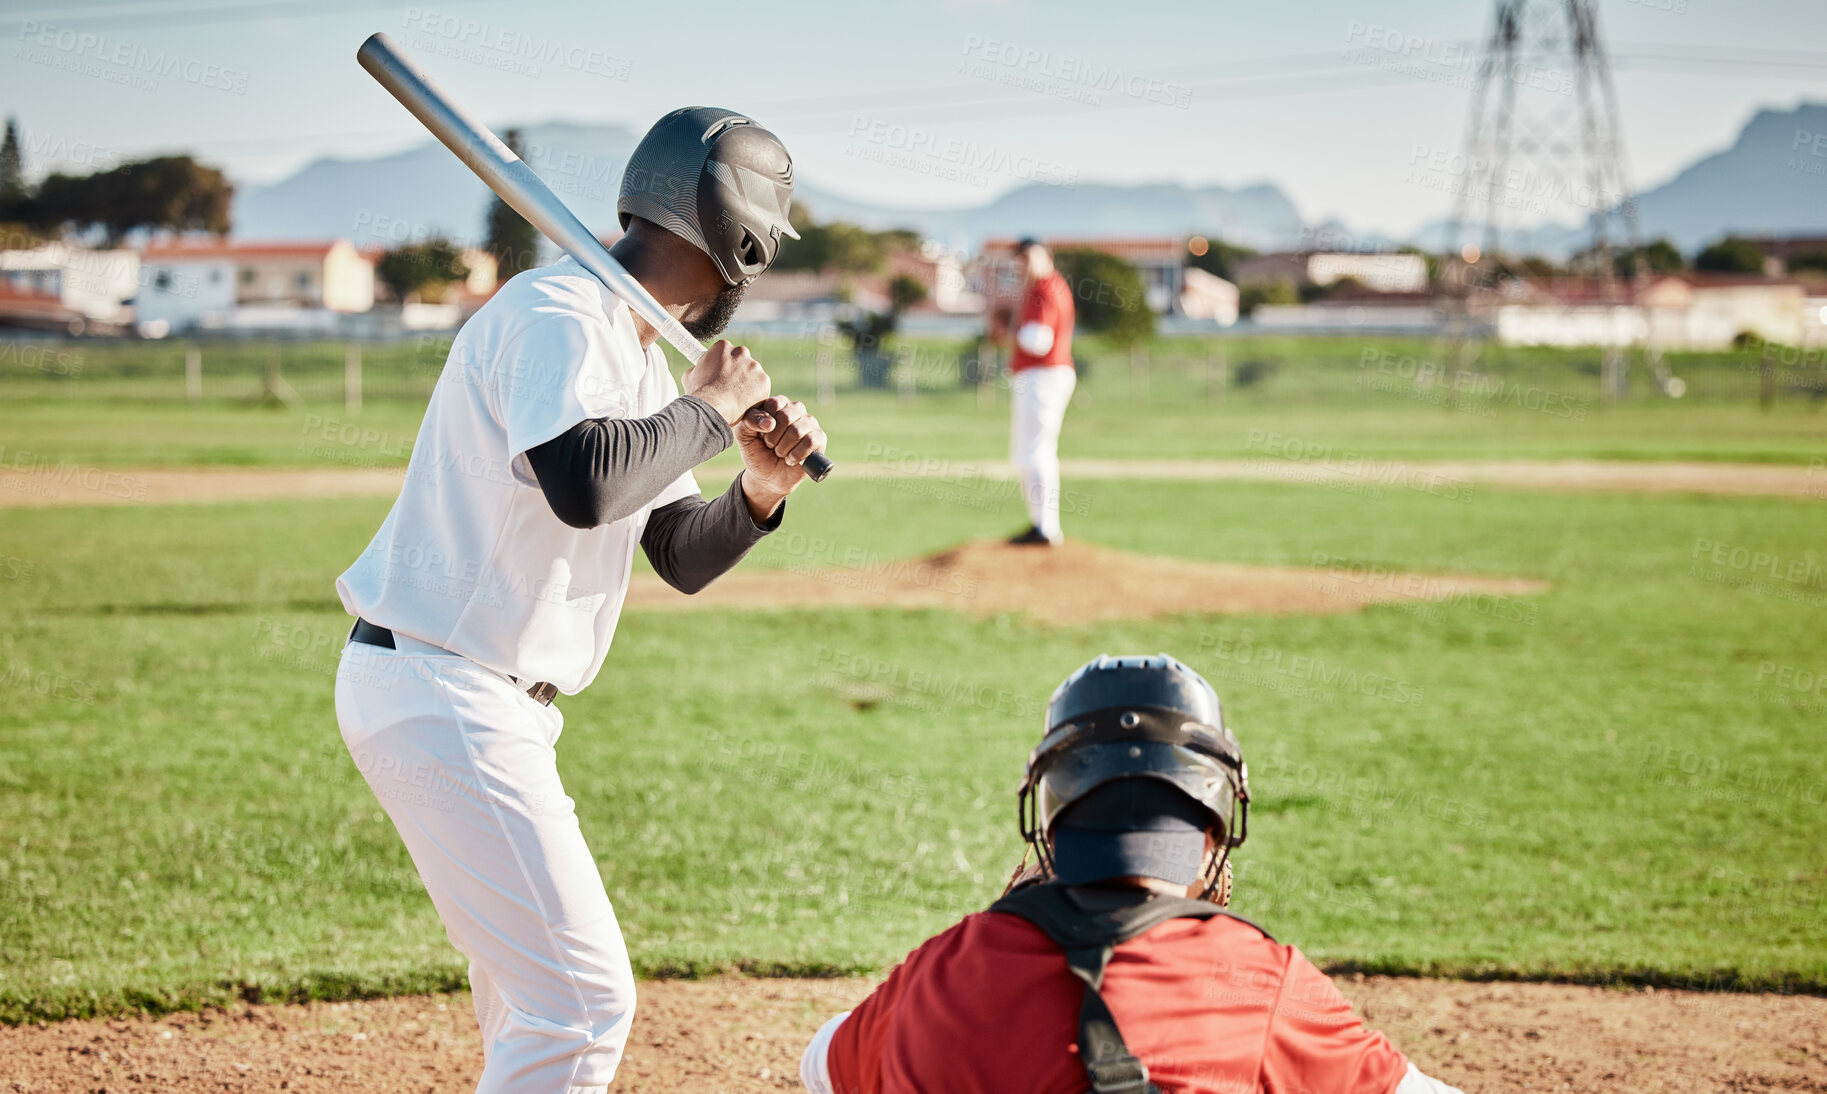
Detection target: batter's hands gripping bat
<box><xmin>356</xmin><ymin>31</ymin><xmax>834</xmax><ymax>483</ymax></box>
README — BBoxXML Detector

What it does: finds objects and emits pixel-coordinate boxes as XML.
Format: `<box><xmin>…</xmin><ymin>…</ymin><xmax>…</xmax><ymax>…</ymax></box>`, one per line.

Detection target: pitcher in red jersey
<box><xmin>1001</xmin><ymin>238</ymin><xmax>1077</xmax><ymax>546</ymax></box>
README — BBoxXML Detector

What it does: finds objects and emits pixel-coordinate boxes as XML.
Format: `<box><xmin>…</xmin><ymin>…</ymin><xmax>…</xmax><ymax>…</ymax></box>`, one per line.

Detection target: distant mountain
<box><xmin>1409</xmin><ymin>101</ymin><xmax>1827</xmax><ymax>257</ymax></box>
<box><xmin>231</xmin><ymin>121</ymin><xmax>1312</xmax><ymax>251</ymax></box>
<box><xmin>233</xmin><ymin>121</ymin><xmax>643</xmax><ymax>248</ymax></box>
<box><xmin>231</xmin><ymin>102</ymin><xmax>1827</xmax><ymax>258</ymax></box>
<box><xmin>791</xmin><ymin>180</ymin><xmax>1310</xmax><ymax>251</ymax></box>
<box><xmin>1633</xmin><ymin>101</ymin><xmax>1827</xmax><ymax>251</ymax></box>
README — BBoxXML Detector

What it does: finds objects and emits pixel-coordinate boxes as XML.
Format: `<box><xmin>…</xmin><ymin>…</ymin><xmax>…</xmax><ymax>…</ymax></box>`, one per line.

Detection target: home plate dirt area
<box><xmin>3</xmin><ymin>975</ymin><xmax>1824</xmax><ymax>1093</ymax></box>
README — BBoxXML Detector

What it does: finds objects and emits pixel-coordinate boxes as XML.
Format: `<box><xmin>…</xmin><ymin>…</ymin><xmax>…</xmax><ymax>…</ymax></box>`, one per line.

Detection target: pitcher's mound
<box><xmin>627</xmin><ymin>540</ymin><xmax>1547</xmax><ymax>623</ymax></box>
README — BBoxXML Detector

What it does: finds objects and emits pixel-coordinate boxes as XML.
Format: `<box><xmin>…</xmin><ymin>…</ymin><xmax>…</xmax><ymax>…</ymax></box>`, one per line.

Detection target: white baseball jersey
<box><xmin>336</xmin><ymin>256</ymin><xmax>699</xmax><ymax>694</ymax></box>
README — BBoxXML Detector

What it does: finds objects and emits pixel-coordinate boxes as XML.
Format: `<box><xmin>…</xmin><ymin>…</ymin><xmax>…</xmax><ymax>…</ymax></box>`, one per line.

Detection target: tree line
<box><xmin>0</xmin><ymin>118</ymin><xmax>231</xmax><ymax>246</ymax></box>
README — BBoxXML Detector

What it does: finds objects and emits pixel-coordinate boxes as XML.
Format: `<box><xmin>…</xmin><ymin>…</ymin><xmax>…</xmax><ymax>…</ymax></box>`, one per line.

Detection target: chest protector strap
<box><xmin>989</xmin><ymin>883</ymin><xmax>1271</xmax><ymax>1094</ymax></box>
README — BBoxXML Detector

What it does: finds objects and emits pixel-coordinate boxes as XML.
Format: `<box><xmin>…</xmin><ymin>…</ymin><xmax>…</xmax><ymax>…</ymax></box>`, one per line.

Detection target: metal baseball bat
<box><xmin>356</xmin><ymin>31</ymin><xmax>833</xmax><ymax>482</ymax></box>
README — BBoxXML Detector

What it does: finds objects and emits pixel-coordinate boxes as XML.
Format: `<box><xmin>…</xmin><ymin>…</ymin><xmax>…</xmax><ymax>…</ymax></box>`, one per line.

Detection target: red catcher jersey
<box><xmin>824</xmin><ymin>909</ymin><xmax>1409</xmax><ymax>1094</ymax></box>
<box><xmin>1010</xmin><ymin>270</ymin><xmax>1076</xmax><ymax>372</ymax></box>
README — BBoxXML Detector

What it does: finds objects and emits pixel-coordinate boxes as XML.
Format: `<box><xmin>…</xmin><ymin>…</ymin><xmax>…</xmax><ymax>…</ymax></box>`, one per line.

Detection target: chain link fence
<box><xmin>2</xmin><ymin>332</ymin><xmax>1822</xmax><ymax>411</ymax></box>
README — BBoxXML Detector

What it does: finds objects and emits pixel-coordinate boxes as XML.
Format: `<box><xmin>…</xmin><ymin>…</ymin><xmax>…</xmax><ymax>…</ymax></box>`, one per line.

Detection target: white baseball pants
<box><xmin>335</xmin><ymin>634</ymin><xmax>634</xmax><ymax>1093</ymax></box>
<box><xmin>1009</xmin><ymin>365</ymin><xmax>1077</xmax><ymax>541</ymax></box>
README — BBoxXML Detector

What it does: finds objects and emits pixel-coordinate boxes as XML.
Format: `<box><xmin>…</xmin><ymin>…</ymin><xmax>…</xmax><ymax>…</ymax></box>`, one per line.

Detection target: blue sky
<box><xmin>3</xmin><ymin>0</ymin><xmax>1824</xmax><ymax>237</ymax></box>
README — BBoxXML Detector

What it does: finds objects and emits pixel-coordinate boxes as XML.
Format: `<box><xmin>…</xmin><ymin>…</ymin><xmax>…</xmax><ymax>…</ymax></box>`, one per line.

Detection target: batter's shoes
<box><xmin>1007</xmin><ymin>525</ymin><xmax>1062</xmax><ymax>546</ymax></box>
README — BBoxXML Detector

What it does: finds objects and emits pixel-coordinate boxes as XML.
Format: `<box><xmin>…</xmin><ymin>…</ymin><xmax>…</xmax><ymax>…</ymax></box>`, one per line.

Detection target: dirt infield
<box><xmin>2</xmin><ymin>458</ymin><xmax>1822</xmax><ymax>508</ymax></box>
<box><xmin>4</xmin><ymin>974</ymin><xmax>1822</xmax><ymax>1093</ymax></box>
<box><xmin>1043</xmin><ymin>457</ymin><xmax>1827</xmax><ymax>498</ymax></box>
<box><xmin>0</xmin><ymin>466</ymin><xmax>406</xmax><ymax>508</ymax></box>
<box><xmin>626</xmin><ymin>539</ymin><xmax>1548</xmax><ymax>623</ymax></box>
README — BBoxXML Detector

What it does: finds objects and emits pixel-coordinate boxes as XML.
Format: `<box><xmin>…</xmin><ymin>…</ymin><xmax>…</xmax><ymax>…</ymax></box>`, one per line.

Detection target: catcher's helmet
<box><xmin>618</xmin><ymin>106</ymin><xmax>800</xmax><ymax>286</ymax></box>
<box><xmin>1018</xmin><ymin>654</ymin><xmax>1249</xmax><ymax>888</ymax></box>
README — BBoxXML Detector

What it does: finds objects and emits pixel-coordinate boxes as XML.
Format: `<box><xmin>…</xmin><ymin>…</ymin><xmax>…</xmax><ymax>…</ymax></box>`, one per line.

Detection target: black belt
<box><xmin>348</xmin><ymin>618</ymin><xmax>559</xmax><ymax>706</ymax></box>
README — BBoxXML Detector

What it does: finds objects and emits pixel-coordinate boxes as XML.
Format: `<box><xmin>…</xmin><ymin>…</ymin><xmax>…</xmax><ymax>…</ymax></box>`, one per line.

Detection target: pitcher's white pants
<box><xmin>335</xmin><ymin>635</ymin><xmax>633</xmax><ymax>1093</ymax></box>
<box><xmin>1009</xmin><ymin>365</ymin><xmax>1077</xmax><ymax>541</ymax></box>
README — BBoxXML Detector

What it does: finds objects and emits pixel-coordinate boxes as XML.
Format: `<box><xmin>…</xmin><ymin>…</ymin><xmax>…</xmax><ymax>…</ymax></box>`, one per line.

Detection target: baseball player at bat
<box><xmin>333</xmin><ymin>108</ymin><xmax>816</xmax><ymax>1092</ymax></box>
<box><xmin>799</xmin><ymin>655</ymin><xmax>1466</xmax><ymax>1094</ymax></box>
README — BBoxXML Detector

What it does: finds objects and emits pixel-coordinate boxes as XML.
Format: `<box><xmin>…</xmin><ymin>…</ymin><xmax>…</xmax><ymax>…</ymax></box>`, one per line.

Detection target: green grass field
<box><xmin>4</xmin><ymin>332</ymin><xmax>1826</xmax><ymax>469</ymax></box>
<box><xmin>0</xmin><ymin>336</ymin><xmax>1824</xmax><ymax>1022</ymax></box>
<box><xmin>7</xmin><ymin>397</ymin><xmax>1827</xmax><ymax>470</ymax></box>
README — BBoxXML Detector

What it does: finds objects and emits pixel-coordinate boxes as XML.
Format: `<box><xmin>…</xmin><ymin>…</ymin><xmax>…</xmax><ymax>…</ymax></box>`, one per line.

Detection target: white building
<box><xmin>1494</xmin><ymin>276</ymin><xmax>1810</xmax><ymax>350</ymax></box>
<box><xmin>1803</xmin><ymin>298</ymin><xmax>1827</xmax><ymax>348</ymax></box>
<box><xmin>1254</xmin><ymin>300</ymin><xmax>1444</xmax><ymax>333</ymax></box>
<box><xmin>1494</xmin><ymin>304</ymin><xmax>1647</xmax><ymax>347</ymax></box>
<box><xmin>886</xmin><ymin>241</ymin><xmax>981</xmax><ymax>314</ymax></box>
<box><xmin>134</xmin><ymin>249</ymin><xmax>236</xmax><ymax>331</ymax></box>
<box><xmin>138</xmin><ymin>239</ymin><xmax>375</xmax><ymax>332</ymax></box>
<box><xmin>1305</xmin><ymin>252</ymin><xmax>1429</xmax><ymax>294</ymax></box>
<box><xmin>978</xmin><ymin>237</ymin><xmax>1188</xmax><ymax>317</ymax></box>
<box><xmin>1234</xmin><ymin>251</ymin><xmax>1429</xmax><ymax>295</ymax></box>
<box><xmin>1178</xmin><ymin>267</ymin><xmax>1240</xmax><ymax>326</ymax></box>
<box><xmin>0</xmin><ymin>243</ymin><xmax>140</xmax><ymax>325</ymax></box>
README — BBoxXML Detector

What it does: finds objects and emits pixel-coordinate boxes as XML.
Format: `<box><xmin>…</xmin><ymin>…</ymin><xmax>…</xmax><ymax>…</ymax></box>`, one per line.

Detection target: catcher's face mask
<box><xmin>1017</xmin><ymin>654</ymin><xmax>1249</xmax><ymax>899</ymax></box>
<box><xmin>1049</xmin><ymin>779</ymin><xmax>1214</xmax><ymax>887</ymax></box>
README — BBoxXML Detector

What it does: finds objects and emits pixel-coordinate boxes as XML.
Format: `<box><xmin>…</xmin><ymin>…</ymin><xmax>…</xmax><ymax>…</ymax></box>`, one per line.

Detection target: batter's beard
<box><xmin>683</xmin><ymin>282</ymin><xmax>748</xmax><ymax>340</ymax></box>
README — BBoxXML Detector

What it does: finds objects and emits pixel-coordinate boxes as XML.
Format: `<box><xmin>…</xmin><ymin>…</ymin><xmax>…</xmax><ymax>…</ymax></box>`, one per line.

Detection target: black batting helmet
<box><xmin>1018</xmin><ymin>654</ymin><xmax>1249</xmax><ymax>892</ymax></box>
<box><xmin>617</xmin><ymin>106</ymin><xmax>799</xmax><ymax>286</ymax></box>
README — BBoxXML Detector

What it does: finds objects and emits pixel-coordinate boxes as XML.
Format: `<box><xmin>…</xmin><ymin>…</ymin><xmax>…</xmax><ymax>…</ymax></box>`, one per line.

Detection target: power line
<box><xmin>0</xmin><ymin>0</ymin><xmax>483</xmax><ymax>33</ymax></box>
<box><xmin>0</xmin><ymin>0</ymin><xmax>236</xmax><ymax>12</ymax></box>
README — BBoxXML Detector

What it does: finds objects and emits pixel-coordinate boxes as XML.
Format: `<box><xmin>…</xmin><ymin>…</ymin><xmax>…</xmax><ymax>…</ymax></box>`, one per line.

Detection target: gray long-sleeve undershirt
<box><xmin>523</xmin><ymin>395</ymin><xmax>781</xmax><ymax>594</ymax></box>
<box><xmin>642</xmin><ymin>472</ymin><xmax>782</xmax><ymax>593</ymax></box>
